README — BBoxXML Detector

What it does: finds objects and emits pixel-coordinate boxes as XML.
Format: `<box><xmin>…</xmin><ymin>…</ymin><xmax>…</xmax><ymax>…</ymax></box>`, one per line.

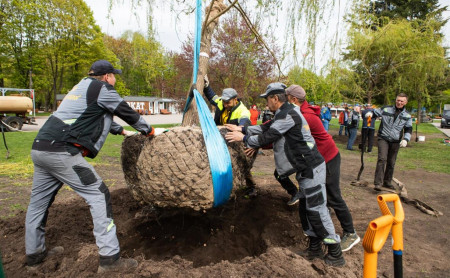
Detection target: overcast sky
<box><xmin>84</xmin><ymin>0</ymin><xmax>450</xmax><ymax>71</ymax></box>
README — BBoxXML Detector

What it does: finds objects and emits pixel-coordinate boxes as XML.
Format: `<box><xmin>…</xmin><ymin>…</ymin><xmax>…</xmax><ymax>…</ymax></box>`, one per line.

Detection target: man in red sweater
<box><xmin>279</xmin><ymin>84</ymin><xmax>360</xmax><ymax>253</ymax></box>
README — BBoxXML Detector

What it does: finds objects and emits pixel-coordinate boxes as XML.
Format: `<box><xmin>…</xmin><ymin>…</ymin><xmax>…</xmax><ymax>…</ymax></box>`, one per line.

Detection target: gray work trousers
<box><xmin>25</xmin><ymin>150</ymin><xmax>119</xmax><ymax>257</ymax></box>
<box><xmin>296</xmin><ymin>162</ymin><xmax>340</xmax><ymax>243</ymax></box>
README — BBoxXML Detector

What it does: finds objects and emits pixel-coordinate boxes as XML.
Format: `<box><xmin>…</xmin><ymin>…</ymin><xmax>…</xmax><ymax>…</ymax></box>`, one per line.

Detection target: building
<box><xmin>123</xmin><ymin>96</ymin><xmax>178</xmax><ymax>115</ymax></box>
<box><xmin>56</xmin><ymin>94</ymin><xmax>178</xmax><ymax>114</ymax></box>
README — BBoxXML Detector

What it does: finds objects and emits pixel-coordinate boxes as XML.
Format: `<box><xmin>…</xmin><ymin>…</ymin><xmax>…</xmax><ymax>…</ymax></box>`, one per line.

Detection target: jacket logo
<box><xmin>65</xmin><ymin>94</ymin><xmax>81</xmax><ymax>101</ymax></box>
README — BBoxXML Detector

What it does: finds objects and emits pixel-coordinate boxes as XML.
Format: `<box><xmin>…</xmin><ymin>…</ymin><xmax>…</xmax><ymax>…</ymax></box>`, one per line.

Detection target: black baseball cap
<box><xmin>88</xmin><ymin>60</ymin><xmax>122</xmax><ymax>76</ymax></box>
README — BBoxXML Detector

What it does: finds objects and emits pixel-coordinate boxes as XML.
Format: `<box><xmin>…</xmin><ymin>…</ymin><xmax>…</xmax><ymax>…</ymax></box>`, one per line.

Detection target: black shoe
<box><xmin>324</xmin><ymin>243</ymin><xmax>345</xmax><ymax>267</ymax></box>
<box><xmin>244</xmin><ymin>187</ymin><xmax>258</xmax><ymax>198</ymax></box>
<box><xmin>98</xmin><ymin>257</ymin><xmax>138</xmax><ymax>273</ymax></box>
<box><xmin>287</xmin><ymin>194</ymin><xmax>300</xmax><ymax>206</ymax></box>
<box><xmin>297</xmin><ymin>237</ymin><xmax>324</xmax><ymax>260</ymax></box>
<box><xmin>26</xmin><ymin>246</ymin><xmax>64</xmax><ymax>266</ymax></box>
<box><xmin>374</xmin><ymin>184</ymin><xmax>400</xmax><ymax>193</ymax></box>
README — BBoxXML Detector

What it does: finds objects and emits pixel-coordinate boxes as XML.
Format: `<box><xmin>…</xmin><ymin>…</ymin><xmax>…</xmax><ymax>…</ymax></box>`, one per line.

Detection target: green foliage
<box><xmin>103</xmin><ymin>32</ymin><xmax>168</xmax><ymax>97</ymax></box>
<box><xmin>0</xmin><ymin>0</ymin><xmax>111</xmax><ymax>111</ymax></box>
<box><xmin>287</xmin><ymin>66</ymin><xmax>329</xmax><ymax>104</ymax></box>
<box><xmin>0</xmin><ymin>123</ymin><xmax>179</xmax><ymax>177</ymax></box>
<box><xmin>344</xmin><ymin>19</ymin><xmax>448</xmax><ymax>107</ymax></box>
<box><xmin>366</xmin><ymin>0</ymin><xmax>447</xmax><ymax>30</ymax></box>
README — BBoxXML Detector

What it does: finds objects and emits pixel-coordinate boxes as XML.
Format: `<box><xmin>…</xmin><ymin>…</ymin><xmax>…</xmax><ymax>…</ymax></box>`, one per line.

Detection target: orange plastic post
<box><xmin>377</xmin><ymin>194</ymin><xmax>405</xmax><ymax>278</ymax></box>
<box><xmin>363</xmin><ymin>215</ymin><xmax>394</xmax><ymax>278</ymax></box>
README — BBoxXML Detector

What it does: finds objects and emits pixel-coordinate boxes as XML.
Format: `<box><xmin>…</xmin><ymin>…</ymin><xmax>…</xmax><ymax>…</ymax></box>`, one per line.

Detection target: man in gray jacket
<box><xmin>225</xmin><ymin>82</ymin><xmax>345</xmax><ymax>267</ymax></box>
<box><xmin>25</xmin><ymin>60</ymin><xmax>156</xmax><ymax>273</ymax></box>
<box><xmin>372</xmin><ymin>93</ymin><xmax>412</xmax><ymax>191</ymax></box>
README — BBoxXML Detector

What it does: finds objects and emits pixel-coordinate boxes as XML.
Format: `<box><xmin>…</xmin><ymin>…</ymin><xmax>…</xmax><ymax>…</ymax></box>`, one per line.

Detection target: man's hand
<box><xmin>154</xmin><ymin>128</ymin><xmax>169</xmax><ymax>136</ymax></box>
<box><xmin>400</xmin><ymin>139</ymin><xmax>407</xmax><ymax>148</ymax></box>
<box><xmin>225</xmin><ymin>131</ymin><xmax>244</xmax><ymax>142</ymax></box>
<box><xmin>244</xmin><ymin>148</ymin><xmax>256</xmax><ymax>157</ymax></box>
<box><xmin>122</xmin><ymin>129</ymin><xmax>138</xmax><ymax>137</ymax></box>
<box><xmin>225</xmin><ymin>124</ymin><xmax>242</xmax><ymax>132</ymax></box>
<box><xmin>204</xmin><ymin>74</ymin><xmax>209</xmax><ymax>88</ymax></box>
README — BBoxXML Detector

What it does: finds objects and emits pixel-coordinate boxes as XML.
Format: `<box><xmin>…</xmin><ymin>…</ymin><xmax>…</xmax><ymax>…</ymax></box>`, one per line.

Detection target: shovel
<box><xmin>356</xmin><ymin>130</ymin><xmax>366</xmax><ymax>181</ymax></box>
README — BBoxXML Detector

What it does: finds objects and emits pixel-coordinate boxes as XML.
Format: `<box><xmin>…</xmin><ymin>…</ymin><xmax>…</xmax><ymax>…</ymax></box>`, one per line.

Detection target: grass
<box><xmin>0</xmin><ymin>123</ymin><xmax>179</xmax><ymax>178</ymax></box>
<box><xmin>330</xmin><ymin>119</ymin><xmax>450</xmax><ymax>173</ymax></box>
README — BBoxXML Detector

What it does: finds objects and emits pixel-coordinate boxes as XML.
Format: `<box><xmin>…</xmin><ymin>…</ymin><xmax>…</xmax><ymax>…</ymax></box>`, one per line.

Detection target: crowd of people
<box><xmin>24</xmin><ymin>60</ymin><xmax>412</xmax><ymax>272</ymax></box>
<box><xmin>206</xmin><ymin>78</ymin><xmax>411</xmax><ymax>267</ymax></box>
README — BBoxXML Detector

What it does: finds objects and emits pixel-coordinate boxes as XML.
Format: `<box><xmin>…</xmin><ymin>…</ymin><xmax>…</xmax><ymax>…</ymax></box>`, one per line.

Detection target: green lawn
<box><xmin>330</xmin><ymin>119</ymin><xmax>450</xmax><ymax>173</ymax></box>
<box><xmin>0</xmin><ymin>123</ymin><xmax>179</xmax><ymax>178</ymax></box>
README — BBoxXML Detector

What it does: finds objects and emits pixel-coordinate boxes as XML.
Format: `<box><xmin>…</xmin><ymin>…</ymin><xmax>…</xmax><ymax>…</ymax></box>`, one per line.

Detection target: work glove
<box><xmin>365</xmin><ymin>112</ymin><xmax>373</xmax><ymax>118</ymax></box>
<box><xmin>400</xmin><ymin>139</ymin><xmax>407</xmax><ymax>148</ymax></box>
<box><xmin>204</xmin><ymin>74</ymin><xmax>209</xmax><ymax>88</ymax></box>
<box><xmin>122</xmin><ymin>129</ymin><xmax>138</xmax><ymax>137</ymax></box>
<box><xmin>154</xmin><ymin>128</ymin><xmax>169</xmax><ymax>136</ymax></box>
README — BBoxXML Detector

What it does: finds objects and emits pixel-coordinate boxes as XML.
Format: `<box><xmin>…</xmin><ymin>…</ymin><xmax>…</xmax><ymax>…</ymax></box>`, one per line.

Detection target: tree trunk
<box><xmin>182</xmin><ymin>0</ymin><xmax>226</xmax><ymax>126</ymax></box>
<box><xmin>121</xmin><ymin>1</ymin><xmax>255</xmax><ymax>211</ymax></box>
<box><xmin>417</xmin><ymin>97</ymin><xmax>422</xmax><ymax>124</ymax></box>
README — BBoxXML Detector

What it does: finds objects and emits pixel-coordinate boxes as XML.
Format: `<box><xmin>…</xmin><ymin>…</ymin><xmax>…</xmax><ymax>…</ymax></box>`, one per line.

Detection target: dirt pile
<box><xmin>0</xmin><ymin>130</ymin><xmax>449</xmax><ymax>277</ymax></box>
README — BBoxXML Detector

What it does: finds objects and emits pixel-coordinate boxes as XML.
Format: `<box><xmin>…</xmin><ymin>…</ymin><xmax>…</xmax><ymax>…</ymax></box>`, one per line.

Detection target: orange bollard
<box><xmin>377</xmin><ymin>194</ymin><xmax>405</xmax><ymax>278</ymax></box>
<box><xmin>362</xmin><ymin>214</ymin><xmax>394</xmax><ymax>278</ymax></box>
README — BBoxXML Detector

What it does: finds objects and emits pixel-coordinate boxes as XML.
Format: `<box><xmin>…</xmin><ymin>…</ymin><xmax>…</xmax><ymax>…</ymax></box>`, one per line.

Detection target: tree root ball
<box><xmin>121</xmin><ymin>126</ymin><xmax>255</xmax><ymax>211</ymax></box>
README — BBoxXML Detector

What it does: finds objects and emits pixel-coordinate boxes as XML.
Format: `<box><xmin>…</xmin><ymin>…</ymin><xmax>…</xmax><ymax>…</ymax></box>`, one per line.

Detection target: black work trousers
<box><xmin>325</xmin><ymin>153</ymin><xmax>355</xmax><ymax>234</ymax></box>
<box><xmin>274</xmin><ymin>169</ymin><xmax>298</xmax><ymax>197</ymax></box>
<box><xmin>361</xmin><ymin>128</ymin><xmax>375</xmax><ymax>152</ymax></box>
<box><xmin>374</xmin><ymin>138</ymin><xmax>400</xmax><ymax>187</ymax></box>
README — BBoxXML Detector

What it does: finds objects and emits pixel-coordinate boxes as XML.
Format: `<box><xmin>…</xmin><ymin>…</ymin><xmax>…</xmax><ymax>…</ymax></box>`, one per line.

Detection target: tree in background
<box><xmin>104</xmin><ymin>31</ymin><xmax>168</xmax><ymax>97</ymax></box>
<box><xmin>209</xmin><ymin>13</ymin><xmax>278</xmax><ymax>107</ymax></box>
<box><xmin>173</xmin><ymin>12</ymin><xmax>278</xmax><ymax>109</ymax></box>
<box><xmin>0</xmin><ymin>0</ymin><xmax>111</xmax><ymax>111</ymax></box>
<box><xmin>344</xmin><ymin>19</ymin><xmax>447</xmax><ymax>118</ymax></box>
<box><xmin>367</xmin><ymin>0</ymin><xmax>447</xmax><ymax>29</ymax></box>
<box><xmin>0</xmin><ymin>0</ymin><xmax>46</xmax><ymax>89</ymax></box>
<box><xmin>287</xmin><ymin>66</ymin><xmax>330</xmax><ymax>105</ymax></box>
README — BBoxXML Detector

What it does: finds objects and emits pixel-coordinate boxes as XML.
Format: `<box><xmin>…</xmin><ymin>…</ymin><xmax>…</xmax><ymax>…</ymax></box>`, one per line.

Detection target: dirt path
<box><xmin>0</xmin><ymin>130</ymin><xmax>449</xmax><ymax>277</ymax></box>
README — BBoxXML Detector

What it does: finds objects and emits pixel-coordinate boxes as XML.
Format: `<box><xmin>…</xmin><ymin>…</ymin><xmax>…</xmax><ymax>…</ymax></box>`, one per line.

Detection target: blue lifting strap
<box><xmin>183</xmin><ymin>0</ymin><xmax>233</xmax><ymax>207</ymax></box>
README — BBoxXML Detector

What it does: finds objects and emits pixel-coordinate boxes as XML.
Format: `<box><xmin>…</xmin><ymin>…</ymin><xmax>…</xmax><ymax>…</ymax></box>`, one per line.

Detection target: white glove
<box><xmin>400</xmin><ymin>139</ymin><xmax>407</xmax><ymax>148</ymax></box>
<box><xmin>122</xmin><ymin>130</ymin><xmax>138</xmax><ymax>137</ymax></box>
<box><xmin>365</xmin><ymin>112</ymin><xmax>373</xmax><ymax>118</ymax></box>
<box><xmin>154</xmin><ymin>128</ymin><xmax>169</xmax><ymax>136</ymax></box>
<box><xmin>204</xmin><ymin>74</ymin><xmax>209</xmax><ymax>87</ymax></box>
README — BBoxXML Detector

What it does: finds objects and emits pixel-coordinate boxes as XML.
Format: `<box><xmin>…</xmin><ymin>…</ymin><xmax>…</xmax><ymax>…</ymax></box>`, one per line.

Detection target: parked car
<box><xmin>441</xmin><ymin>108</ymin><xmax>450</xmax><ymax>128</ymax></box>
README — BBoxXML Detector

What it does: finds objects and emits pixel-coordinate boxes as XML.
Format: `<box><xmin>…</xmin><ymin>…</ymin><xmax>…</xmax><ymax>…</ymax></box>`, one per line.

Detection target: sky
<box><xmin>85</xmin><ymin>0</ymin><xmax>450</xmax><ymax>72</ymax></box>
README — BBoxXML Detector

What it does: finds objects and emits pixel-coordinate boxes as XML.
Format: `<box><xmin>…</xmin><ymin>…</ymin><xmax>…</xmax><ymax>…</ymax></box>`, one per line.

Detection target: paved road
<box><xmin>20</xmin><ymin>114</ymin><xmax>184</xmax><ymax>132</ymax></box>
<box><xmin>431</xmin><ymin>122</ymin><xmax>450</xmax><ymax>137</ymax></box>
